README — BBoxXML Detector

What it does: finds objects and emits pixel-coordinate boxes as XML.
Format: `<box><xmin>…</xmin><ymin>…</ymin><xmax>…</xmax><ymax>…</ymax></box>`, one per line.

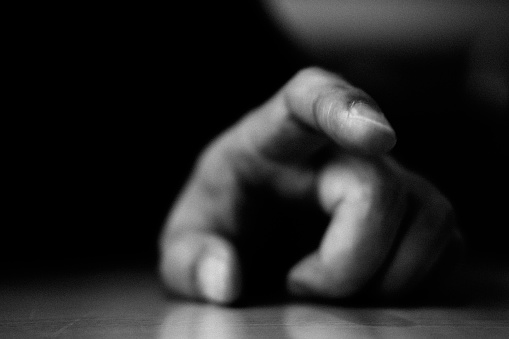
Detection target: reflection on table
<box><xmin>1</xmin><ymin>257</ymin><xmax>508</xmax><ymax>338</ymax></box>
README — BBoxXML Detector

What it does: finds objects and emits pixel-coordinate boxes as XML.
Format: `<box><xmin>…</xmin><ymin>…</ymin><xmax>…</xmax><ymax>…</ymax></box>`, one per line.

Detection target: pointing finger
<box><xmin>238</xmin><ymin>67</ymin><xmax>396</xmax><ymax>164</ymax></box>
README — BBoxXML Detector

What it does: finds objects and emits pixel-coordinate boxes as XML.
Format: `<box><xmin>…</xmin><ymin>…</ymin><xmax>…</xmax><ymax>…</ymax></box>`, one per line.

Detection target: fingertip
<box><xmin>337</xmin><ymin>101</ymin><xmax>397</xmax><ymax>154</ymax></box>
<box><xmin>286</xmin><ymin>253</ymin><xmax>340</xmax><ymax>299</ymax></box>
<box><xmin>310</xmin><ymin>86</ymin><xmax>396</xmax><ymax>154</ymax></box>
<box><xmin>286</xmin><ymin>255</ymin><xmax>318</xmax><ymax>298</ymax></box>
<box><xmin>197</xmin><ymin>247</ymin><xmax>242</xmax><ymax>305</ymax></box>
<box><xmin>159</xmin><ymin>233</ymin><xmax>242</xmax><ymax>305</ymax></box>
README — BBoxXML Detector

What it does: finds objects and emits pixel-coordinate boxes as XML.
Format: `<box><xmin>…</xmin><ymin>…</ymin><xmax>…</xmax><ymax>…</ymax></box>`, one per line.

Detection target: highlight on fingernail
<box><xmin>339</xmin><ymin>100</ymin><xmax>397</xmax><ymax>153</ymax></box>
<box><xmin>348</xmin><ymin>101</ymin><xmax>393</xmax><ymax>130</ymax></box>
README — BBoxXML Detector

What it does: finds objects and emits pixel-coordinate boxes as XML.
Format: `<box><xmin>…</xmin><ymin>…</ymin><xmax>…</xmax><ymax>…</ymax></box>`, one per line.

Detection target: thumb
<box><xmin>159</xmin><ymin>232</ymin><xmax>242</xmax><ymax>304</ymax></box>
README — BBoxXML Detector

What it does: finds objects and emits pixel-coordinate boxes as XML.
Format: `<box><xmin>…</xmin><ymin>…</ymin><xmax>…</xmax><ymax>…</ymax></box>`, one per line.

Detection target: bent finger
<box><xmin>287</xmin><ymin>156</ymin><xmax>407</xmax><ymax>298</ymax></box>
<box><xmin>238</xmin><ymin>67</ymin><xmax>396</xmax><ymax>165</ymax></box>
<box><xmin>159</xmin><ymin>231</ymin><xmax>242</xmax><ymax>305</ymax></box>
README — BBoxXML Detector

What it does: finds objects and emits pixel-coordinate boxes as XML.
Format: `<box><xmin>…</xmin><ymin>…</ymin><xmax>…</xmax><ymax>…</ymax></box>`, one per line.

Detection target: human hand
<box><xmin>159</xmin><ymin>67</ymin><xmax>464</xmax><ymax>304</ymax></box>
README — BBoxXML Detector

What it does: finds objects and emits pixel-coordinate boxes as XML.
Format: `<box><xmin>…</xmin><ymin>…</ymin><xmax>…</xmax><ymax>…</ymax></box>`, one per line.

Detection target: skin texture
<box><xmin>159</xmin><ymin>67</ymin><xmax>463</xmax><ymax>305</ymax></box>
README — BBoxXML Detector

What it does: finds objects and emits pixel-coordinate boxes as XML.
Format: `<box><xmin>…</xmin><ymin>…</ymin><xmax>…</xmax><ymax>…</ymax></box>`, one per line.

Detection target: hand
<box><xmin>158</xmin><ymin>67</ymin><xmax>464</xmax><ymax>304</ymax></box>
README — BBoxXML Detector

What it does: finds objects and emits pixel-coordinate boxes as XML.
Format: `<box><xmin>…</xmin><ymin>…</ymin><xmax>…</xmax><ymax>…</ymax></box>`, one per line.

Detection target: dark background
<box><xmin>4</xmin><ymin>1</ymin><xmax>508</xmax><ymax>276</ymax></box>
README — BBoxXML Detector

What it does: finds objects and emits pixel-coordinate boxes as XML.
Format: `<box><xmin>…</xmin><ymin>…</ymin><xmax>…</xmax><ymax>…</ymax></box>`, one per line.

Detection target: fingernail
<box><xmin>197</xmin><ymin>253</ymin><xmax>239</xmax><ymax>304</ymax></box>
<box><xmin>345</xmin><ymin>101</ymin><xmax>397</xmax><ymax>152</ymax></box>
<box><xmin>348</xmin><ymin>101</ymin><xmax>392</xmax><ymax>130</ymax></box>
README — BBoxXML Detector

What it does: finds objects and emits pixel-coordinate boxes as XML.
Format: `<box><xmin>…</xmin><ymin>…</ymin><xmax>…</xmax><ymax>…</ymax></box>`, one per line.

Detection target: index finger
<box><xmin>285</xmin><ymin>67</ymin><xmax>396</xmax><ymax>154</ymax></box>
<box><xmin>239</xmin><ymin>67</ymin><xmax>396</xmax><ymax>165</ymax></box>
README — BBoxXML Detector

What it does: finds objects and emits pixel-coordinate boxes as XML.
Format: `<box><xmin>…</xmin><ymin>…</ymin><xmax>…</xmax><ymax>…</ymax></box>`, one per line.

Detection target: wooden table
<box><xmin>1</xmin><ymin>258</ymin><xmax>508</xmax><ymax>338</ymax></box>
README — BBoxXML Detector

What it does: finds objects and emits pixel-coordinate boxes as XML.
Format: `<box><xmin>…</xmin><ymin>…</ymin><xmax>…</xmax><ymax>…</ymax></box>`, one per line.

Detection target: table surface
<box><xmin>1</xmin><ymin>258</ymin><xmax>508</xmax><ymax>339</ymax></box>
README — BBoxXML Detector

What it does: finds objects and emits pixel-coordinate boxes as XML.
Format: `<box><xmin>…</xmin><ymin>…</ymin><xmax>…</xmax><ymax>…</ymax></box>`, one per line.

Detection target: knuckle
<box><xmin>349</xmin><ymin>157</ymin><xmax>388</xmax><ymax>200</ymax></box>
<box><xmin>351</xmin><ymin>176</ymin><xmax>380</xmax><ymax>203</ymax></box>
<box><xmin>288</xmin><ymin>67</ymin><xmax>341</xmax><ymax>95</ymax></box>
<box><xmin>293</xmin><ymin>66</ymin><xmax>329</xmax><ymax>83</ymax></box>
<box><xmin>322</xmin><ymin>155</ymin><xmax>391</xmax><ymax>205</ymax></box>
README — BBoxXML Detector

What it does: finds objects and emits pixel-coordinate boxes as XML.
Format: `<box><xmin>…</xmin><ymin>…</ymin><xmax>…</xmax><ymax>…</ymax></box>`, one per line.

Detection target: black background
<box><xmin>4</xmin><ymin>1</ymin><xmax>508</xmax><ymax>276</ymax></box>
